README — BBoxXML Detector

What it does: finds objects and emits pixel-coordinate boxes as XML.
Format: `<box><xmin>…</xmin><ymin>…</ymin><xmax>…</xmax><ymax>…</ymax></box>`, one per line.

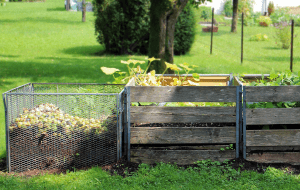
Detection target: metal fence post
<box><xmin>2</xmin><ymin>93</ymin><xmax>10</xmax><ymax>172</ymax></box>
<box><xmin>210</xmin><ymin>8</ymin><xmax>214</xmax><ymax>54</ymax></box>
<box><xmin>125</xmin><ymin>87</ymin><xmax>131</xmax><ymax>161</ymax></box>
<box><xmin>290</xmin><ymin>19</ymin><xmax>294</xmax><ymax>72</ymax></box>
<box><xmin>241</xmin><ymin>12</ymin><xmax>244</xmax><ymax>64</ymax></box>
<box><xmin>239</xmin><ymin>84</ymin><xmax>243</xmax><ymax>158</ymax></box>
<box><xmin>235</xmin><ymin>86</ymin><xmax>240</xmax><ymax>158</ymax></box>
<box><xmin>242</xmin><ymin>86</ymin><xmax>247</xmax><ymax>159</ymax></box>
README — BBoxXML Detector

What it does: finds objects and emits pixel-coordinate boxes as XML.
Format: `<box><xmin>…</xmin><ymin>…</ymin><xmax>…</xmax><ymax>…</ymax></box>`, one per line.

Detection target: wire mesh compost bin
<box><xmin>3</xmin><ymin>83</ymin><xmax>125</xmax><ymax>172</ymax></box>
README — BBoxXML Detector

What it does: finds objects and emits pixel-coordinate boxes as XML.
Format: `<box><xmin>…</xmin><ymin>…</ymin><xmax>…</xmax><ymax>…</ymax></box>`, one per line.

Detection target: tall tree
<box><xmin>148</xmin><ymin>0</ymin><xmax>209</xmax><ymax>73</ymax></box>
<box><xmin>231</xmin><ymin>0</ymin><xmax>238</xmax><ymax>33</ymax></box>
<box><xmin>82</xmin><ymin>0</ymin><xmax>86</xmax><ymax>22</ymax></box>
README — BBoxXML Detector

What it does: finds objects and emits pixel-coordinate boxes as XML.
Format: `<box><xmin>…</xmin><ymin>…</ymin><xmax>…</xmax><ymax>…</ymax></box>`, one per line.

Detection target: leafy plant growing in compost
<box><xmin>101</xmin><ymin>58</ymin><xmax>201</xmax><ymax>86</ymax></box>
<box><xmin>243</xmin><ymin>70</ymin><xmax>300</xmax><ymax>129</ymax></box>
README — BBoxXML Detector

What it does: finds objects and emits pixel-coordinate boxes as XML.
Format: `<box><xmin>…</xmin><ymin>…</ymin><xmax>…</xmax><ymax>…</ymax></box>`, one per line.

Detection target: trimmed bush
<box><xmin>93</xmin><ymin>0</ymin><xmax>196</xmax><ymax>55</ymax></box>
<box><xmin>223</xmin><ymin>0</ymin><xmax>232</xmax><ymax>17</ymax></box>
<box><xmin>174</xmin><ymin>3</ymin><xmax>196</xmax><ymax>55</ymax></box>
<box><xmin>93</xmin><ymin>0</ymin><xmax>150</xmax><ymax>55</ymax></box>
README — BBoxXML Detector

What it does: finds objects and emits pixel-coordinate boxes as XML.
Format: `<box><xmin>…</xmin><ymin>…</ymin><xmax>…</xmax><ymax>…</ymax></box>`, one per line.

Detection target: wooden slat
<box><xmin>246</xmin><ymin>108</ymin><xmax>300</xmax><ymax>125</ymax></box>
<box><xmin>131</xmin><ymin>149</ymin><xmax>235</xmax><ymax>164</ymax></box>
<box><xmin>130</xmin><ymin>127</ymin><xmax>236</xmax><ymax>144</ymax></box>
<box><xmin>130</xmin><ymin>86</ymin><xmax>237</xmax><ymax>102</ymax></box>
<box><xmin>247</xmin><ymin>152</ymin><xmax>300</xmax><ymax>165</ymax></box>
<box><xmin>246</xmin><ymin>130</ymin><xmax>300</xmax><ymax>146</ymax></box>
<box><xmin>131</xmin><ymin>106</ymin><xmax>236</xmax><ymax>123</ymax></box>
<box><xmin>246</xmin><ymin>86</ymin><xmax>300</xmax><ymax>102</ymax></box>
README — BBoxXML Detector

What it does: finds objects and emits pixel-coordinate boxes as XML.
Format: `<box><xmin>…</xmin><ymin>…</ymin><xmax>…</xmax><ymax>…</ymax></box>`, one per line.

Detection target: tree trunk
<box><xmin>66</xmin><ymin>0</ymin><xmax>70</xmax><ymax>11</ymax></box>
<box><xmin>82</xmin><ymin>0</ymin><xmax>86</xmax><ymax>22</ymax></box>
<box><xmin>166</xmin><ymin>1</ymin><xmax>188</xmax><ymax>65</ymax></box>
<box><xmin>231</xmin><ymin>0</ymin><xmax>238</xmax><ymax>33</ymax></box>
<box><xmin>148</xmin><ymin>0</ymin><xmax>168</xmax><ymax>73</ymax></box>
<box><xmin>148</xmin><ymin>0</ymin><xmax>188</xmax><ymax>74</ymax></box>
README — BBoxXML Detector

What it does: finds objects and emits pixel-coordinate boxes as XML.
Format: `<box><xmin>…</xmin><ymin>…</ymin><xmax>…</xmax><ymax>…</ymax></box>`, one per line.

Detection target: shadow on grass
<box><xmin>63</xmin><ymin>45</ymin><xmax>105</xmax><ymax>56</ymax></box>
<box><xmin>0</xmin><ymin>56</ymin><xmax>132</xmax><ymax>83</ymax></box>
<box><xmin>263</xmin><ymin>47</ymin><xmax>285</xmax><ymax>50</ymax></box>
<box><xmin>247</xmin><ymin>56</ymin><xmax>299</xmax><ymax>63</ymax></box>
<box><xmin>47</xmin><ymin>7</ymin><xmax>66</xmax><ymax>12</ymax></box>
<box><xmin>0</xmin><ymin>54</ymin><xmax>19</xmax><ymax>58</ymax></box>
<box><xmin>0</xmin><ymin>17</ymin><xmax>82</xmax><ymax>25</ymax></box>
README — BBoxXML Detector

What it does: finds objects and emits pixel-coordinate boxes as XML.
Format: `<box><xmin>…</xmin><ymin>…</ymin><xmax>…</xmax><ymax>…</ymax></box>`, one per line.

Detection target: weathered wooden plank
<box><xmin>247</xmin><ymin>152</ymin><xmax>300</xmax><ymax>165</ymax></box>
<box><xmin>131</xmin><ymin>107</ymin><xmax>236</xmax><ymax>123</ymax></box>
<box><xmin>131</xmin><ymin>149</ymin><xmax>235</xmax><ymax>164</ymax></box>
<box><xmin>246</xmin><ymin>86</ymin><xmax>300</xmax><ymax>102</ymax></box>
<box><xmin>130</xmin><ymin>86</ymin><xmax>237</xmax><ymax>102</ymax></box>
<box><xmin>246</xmin><ymin>130</ymin><xmax>300</xmax><ymax>146</ymax></box>
<box><xmin>247</xmin><ymin>146</ymin><xmax>300</xmax><ymax>152</ymax></box>
<box><xmin>246</xmin><ymin>108</ymin><xmax>300</xmax><ymax>125</ymax></box>
<box><xmin>130</xmin><ymin>127</ymin><xmax>236</xmax><ymax>144</ymax></box>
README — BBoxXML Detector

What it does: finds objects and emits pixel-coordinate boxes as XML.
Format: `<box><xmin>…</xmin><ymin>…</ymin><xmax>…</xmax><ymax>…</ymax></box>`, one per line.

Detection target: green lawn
<box><xmin>1</xmin><ymin>1</ymin><xmax>300</xmax><ymax>188</ymax></box>
<box><xmin>0</xmin><ymin>162</ymin><xmax>300</xmax><ymax>189</ymax></box>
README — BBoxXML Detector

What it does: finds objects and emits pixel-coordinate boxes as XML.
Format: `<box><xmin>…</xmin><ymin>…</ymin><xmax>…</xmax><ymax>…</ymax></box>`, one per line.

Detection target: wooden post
<box><xmin>82</xmin><ymin>0</ymin><xmax>86</xmax><ymax>22</ymax></box>
<box><xmin>241</xmin><ymin>13</ymin><xmax>244</xmax><ymax>64</ymax></box>
<box><xmin>210</xmin><ymin>8</ymin><xmax>214</xmax><ymax>55</ymax></box>
<box><xmin>66</xmin><ymin>0</ymin><xmax>70</xmax><ymax>11</ymax></box>
<box><xmin>290</xmin><ymin>19</ymin><xmax>294</xmax><ymax>72</ymax></box>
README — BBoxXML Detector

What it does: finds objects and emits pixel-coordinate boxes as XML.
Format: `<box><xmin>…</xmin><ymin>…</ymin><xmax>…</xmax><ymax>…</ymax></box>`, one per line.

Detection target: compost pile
<box><xmin>9</xmin><ymin>103</ymin><xmax>118</xmax><ymax>172</ymax></box>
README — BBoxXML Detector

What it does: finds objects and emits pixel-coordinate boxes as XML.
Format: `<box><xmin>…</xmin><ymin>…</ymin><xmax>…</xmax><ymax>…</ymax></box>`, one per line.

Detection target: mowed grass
<box><xmin>0</xmin><ymin>162</ymin><xmax>300</xmax><ymax>190</ymax></box>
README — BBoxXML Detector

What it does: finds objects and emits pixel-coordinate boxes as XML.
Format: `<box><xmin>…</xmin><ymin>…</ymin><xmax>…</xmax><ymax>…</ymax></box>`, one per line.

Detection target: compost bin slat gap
<box><xmin>246</xmin><ymin>108</ymin><xmax>300</xmax><ymax>125</ymax></box>
<box><xmin>130</xmin><ymin>86</ymin><xmax>237</xmax><ymax>102</ymax></box>
<box><xmin>247</xmin><ymin>146</ymin><xmax>300</xmax><ymax>152</ymax></box>
<box><xmin>131</xmin><ymin>144</ymin><xmax>231</xmax><ymax>150</ymax></box>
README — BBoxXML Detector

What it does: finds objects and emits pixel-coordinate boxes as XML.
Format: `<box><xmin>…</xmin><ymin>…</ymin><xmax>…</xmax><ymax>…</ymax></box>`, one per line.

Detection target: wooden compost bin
<box><xmin>238</xmin><ymin>77</ymin><xmax>300</xmax><ymax>165</ymax></box>
<box><xmin>233</xmin><ymin>74</ymin><xmax>271</xmax><ymax>86</ymax></box>
<box><xmin>124</xmin><ymin>74</ymin><xmax>240</xmax><ymax>165</ymax></box>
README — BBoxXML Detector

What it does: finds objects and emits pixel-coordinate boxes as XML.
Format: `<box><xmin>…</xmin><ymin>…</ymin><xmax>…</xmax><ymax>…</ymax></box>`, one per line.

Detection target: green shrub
<box><xmin>257</xmin><ymin>16</ymin><xmax>272</xmax><ymax>26</ymax></box>
<box><xmin>223</xmin><ymin>0</ymin><xmax>232</xmax><ymax>17</ymax></box>
<box><xmin>174</xmin><ymin>3</ymin><xmax>196</xmax><ymax>55</ymax></box>
<box><xmin>94</xmin><ymin>0</ymin><xmax>196</xmax><ymax>55</ymax></box>
<box><xmin>270</xmin><ymin>7</ymin><xmax>290</xmax><ymax>24</ymax></box>
<box><xmin>290</xmin><ymin>14</ymin><xmax>300</xmax><ymax>26</ymax></box>
<box><xmin>275</xmin><ymin>22</ymin><xmax>291</xmax><ymax>49</ymax></box>
<box><xmin>93</xmin><ymin>0</ymin><xmax>150</xmax><ymax>55</ymax></box>
<box><xmin>249</xmin><ymin>33</ymin><xmax>269</xmax><ymax>41</ymax></box>
<box><xmin>199</xmin><ymin>6</ymin><xmax>212</xmax><ymax>21</ymax></box>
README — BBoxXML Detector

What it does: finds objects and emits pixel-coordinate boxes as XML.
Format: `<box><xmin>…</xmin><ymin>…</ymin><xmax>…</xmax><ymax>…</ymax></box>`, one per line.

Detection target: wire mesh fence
<box><xmin>3</xmin><ymin>83</ymin><xmax>125</xmax><ymax>172</ymax></box>
<box><xmin>199</xmin><ymin>17</ymin><xmax>300</xmax><ymax>73</ymax></box>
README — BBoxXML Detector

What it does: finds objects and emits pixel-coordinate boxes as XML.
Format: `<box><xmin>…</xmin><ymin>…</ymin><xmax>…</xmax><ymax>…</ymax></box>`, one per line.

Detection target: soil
<box><xmin>1</xmin><ymin>156</ymin><xmax>299</xmax><ymax>177</ymax></box>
